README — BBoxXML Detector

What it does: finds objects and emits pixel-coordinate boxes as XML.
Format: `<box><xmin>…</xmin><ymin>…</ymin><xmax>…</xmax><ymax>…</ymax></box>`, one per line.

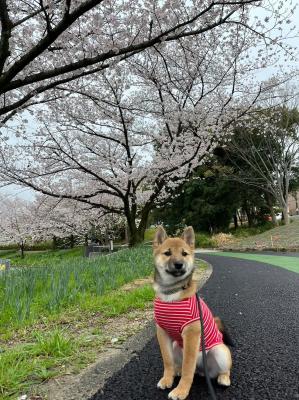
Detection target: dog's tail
<box><xmin>214</xmin><ymin>317</ymin><xmax>235</xmax><ymax>347</ymax></box>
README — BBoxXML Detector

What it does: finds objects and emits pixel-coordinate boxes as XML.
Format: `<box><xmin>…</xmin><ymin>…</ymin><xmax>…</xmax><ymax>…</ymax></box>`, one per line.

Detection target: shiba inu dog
<box><xmin>153</xmin><ymin>226</ymin><xmax>232</xmax><ymax>400</ymax></box>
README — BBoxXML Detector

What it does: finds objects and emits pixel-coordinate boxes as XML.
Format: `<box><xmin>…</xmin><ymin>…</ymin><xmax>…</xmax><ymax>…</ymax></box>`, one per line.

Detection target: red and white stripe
<box><xmin>154</xmin><ymin>294</ymin><xmax>223</xmax><ymax>350</ymax></box>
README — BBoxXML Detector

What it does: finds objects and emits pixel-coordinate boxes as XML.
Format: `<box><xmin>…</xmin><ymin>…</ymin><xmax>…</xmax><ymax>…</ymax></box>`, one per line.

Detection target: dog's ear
<box><xmin>182</xmin><ymin>226</ymin><xmax>195</xmax><ymax>249</ymax></box>
<box><xmin>153</xmin><ymin>226</ymin><xmax>167</xmax><ymax>249</ymax></box>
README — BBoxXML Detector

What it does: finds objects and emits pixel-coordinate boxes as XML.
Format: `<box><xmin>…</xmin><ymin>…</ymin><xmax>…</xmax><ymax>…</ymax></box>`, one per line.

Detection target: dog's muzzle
<box><xmin>166</xmin><ymin>262</ymin><xmax>186</xmax><ymax>277</ymax></box>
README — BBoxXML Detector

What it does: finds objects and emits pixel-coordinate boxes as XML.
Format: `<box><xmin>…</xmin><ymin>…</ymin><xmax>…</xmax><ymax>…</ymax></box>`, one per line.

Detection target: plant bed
<box><xmin>0</xmin><ymin>247</ymin><xmax>208</xmax><ymax>400</ymax></box>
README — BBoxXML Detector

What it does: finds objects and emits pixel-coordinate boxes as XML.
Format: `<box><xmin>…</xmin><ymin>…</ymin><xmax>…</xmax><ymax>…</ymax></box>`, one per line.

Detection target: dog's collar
<box><xmin>159</xmin><ymin>282</ymin><xmax>190</xmax><ymax>295</ymax></box>
<box><xmin>157</xmin><ymin>274</ymin><xmax>193</xmax><ymax>295</ymax></box>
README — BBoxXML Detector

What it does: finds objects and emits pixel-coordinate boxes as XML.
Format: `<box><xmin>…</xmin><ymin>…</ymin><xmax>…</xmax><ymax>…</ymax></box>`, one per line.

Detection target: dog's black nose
<box><xmin>174</xmin><ymin>263</ymin><xmax>183</xmax><ymax>270</ymax></box>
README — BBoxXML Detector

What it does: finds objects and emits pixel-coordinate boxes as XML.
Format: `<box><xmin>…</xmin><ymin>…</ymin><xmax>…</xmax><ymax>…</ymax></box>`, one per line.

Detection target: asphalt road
<box><xmin>89</xmin><ymin>254</ymin><xmax>299</xmax><ymax>400</ymax></box>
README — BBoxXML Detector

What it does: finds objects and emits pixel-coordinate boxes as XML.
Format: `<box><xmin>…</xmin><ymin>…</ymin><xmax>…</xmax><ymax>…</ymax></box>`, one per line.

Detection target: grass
<box><xmin>228</xmin><ymin>222</ymin><xmax>274</xmax><ymax>238</ymax></box>
<box><xmin>0</xmin><ymin>246</ymin><xmax>156</xmax><ymax>399</ymax></box>
<box><xmin>0</xmin><ymin>240</ymin><xmax>54</xmax><ymax>252</ymax></box>
<box><xmin>0</xmin><ymin>243</ymin><xmax>208</xmax><ymax>399</ymax></box>
<box><xmin>221</xmin><ymin>220</ymin><xmax>299</xmax><ymax>251</ymax></box>
<box><xmin>195</xmin><ymin>232</ymin><xmax>216</xmax><ymax>248</ymax></box>
<box><xmin>208</xmin><ymin>252</ymin><xmax>299</xmax><ymax>274</ymax></box>
<box><xmin>0</xmin><ymin>284</ymin><xmax>155</xmax><ymax>400</ymax></box>
<box><xmin>0</xmin><ymin>247</ymin><xmax>84</xmax><ymax>267</ymax></box>
<box><xmin>0</xmin><ymin>329</ymin><xmax>85</xmax><ymax>399</ymax></box>
<box><xmin>0</xmin><ymin>246</ymin><xmax>153</xmax><ymax>333</ymax></box>
<box><xmin>89</xmin><ymin>284</ymin><xmax>154</xmax><ymax>316</ymax></box>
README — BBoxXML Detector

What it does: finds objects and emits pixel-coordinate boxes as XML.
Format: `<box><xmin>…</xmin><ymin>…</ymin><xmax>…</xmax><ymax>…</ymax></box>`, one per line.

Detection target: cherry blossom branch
<box><xmin>0</xmin><ymin>0</ymin><xmax>12</xmax><ymax>74</ymax></box>
<box><xmin>0</xmin><ymin>1</ymin><xmax>259</xmax><ymax>94</ymax></box>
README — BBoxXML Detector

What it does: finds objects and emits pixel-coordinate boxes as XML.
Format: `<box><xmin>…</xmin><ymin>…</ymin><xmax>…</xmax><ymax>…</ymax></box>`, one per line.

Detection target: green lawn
<box><xmin>221</xmin><ymin>220</ymin><xmax>299</xmax><ymax>251</ymax></box>
<box><xmin>0</xmin><ymin>247</ymin><xmax>84</xmax><ymax>267</ymax></box>
<box><xmin>0</xmin><ymin>246</ymin><xmax>154</xmax><ymax>331</ymax></box>
<box><xmin>0</xmin><ymin>246</ymin><xmax>156</xmax><ymax>399</ymax></box>
<box><xmin>0</xmin><ymin>285</ymin><xmax>154</xmax><ymax>400</ymax></box>
<box><xmin>209</xmin><ymin>252</ymin><xmax>299</xmax><ymax>274</ymax></box>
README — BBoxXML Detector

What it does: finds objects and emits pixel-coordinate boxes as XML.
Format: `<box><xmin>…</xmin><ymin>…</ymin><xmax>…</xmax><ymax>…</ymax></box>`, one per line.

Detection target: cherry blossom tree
<box><xmin>0</xmin><ymin>196</ymin><xmax>43</xmax><ymax>257</ymax></box>
<box><xmin>0</xmin><ymin>0</ymin><xmax>297</xmax><ymax>125</ymax></box>
<box><xmin>1</xmin><ymin>65</ymin><xmax>295</xmax><ymax>243</ymax></box>
<box><xmin>35</xmin><ymin>195</ymin><xmax>126</xmax><ymax>244</ymax></box>
<box><xmin>0</xmin><ymin>0</ymin><xmax>298</xmax><ymax>244</ymax></box>
<box><xmin>0</xmin><ymin>194</ymin><xmax>122</xmax><ymax>255</ymax></box>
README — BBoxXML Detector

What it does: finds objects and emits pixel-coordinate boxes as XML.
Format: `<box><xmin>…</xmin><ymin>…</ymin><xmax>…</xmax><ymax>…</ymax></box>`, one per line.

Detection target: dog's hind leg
<box><xmin>206</xmin><ymin>344</ymin><xmax>232</xmax><ymax>386</ymax></box>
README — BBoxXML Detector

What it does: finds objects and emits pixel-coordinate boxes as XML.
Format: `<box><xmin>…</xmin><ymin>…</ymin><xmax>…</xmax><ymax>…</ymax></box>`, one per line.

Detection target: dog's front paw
<box><xmin>157</xmin><ymin>375</ymin><xmax>174</xmax><ymax>390</ymax></box>
<box><xmin>168</xmin><ymin>385</ymin><xmax>190</xmax><ymax>400</ymax></box>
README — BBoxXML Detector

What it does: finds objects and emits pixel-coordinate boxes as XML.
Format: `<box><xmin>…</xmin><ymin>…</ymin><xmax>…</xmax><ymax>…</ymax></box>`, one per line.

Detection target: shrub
<box><xmin>230</xmin><ymin>222</ymin><xmax>274</xmax><ymax>238</ymax></box>
<box><xmin>144</xmin><ymin>227</ymin><xmax>157</xmax><ymax>242</ymax></box>
<box><xmin>195</xmin><ymin>232</ymin><xmax>216</xmax><ymax>248</ymax></box>
<box><xmin>212</xmin><ymin>233</ymin><xmax>234</xmax><ymax>247</ymax></box>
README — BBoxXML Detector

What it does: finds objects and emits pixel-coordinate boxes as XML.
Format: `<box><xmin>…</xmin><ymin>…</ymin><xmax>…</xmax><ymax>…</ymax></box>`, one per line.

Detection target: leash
<box><xmin>196</xmin><ymin>291</ymin><xmax>218</xmax><ymax>400</ymax></box>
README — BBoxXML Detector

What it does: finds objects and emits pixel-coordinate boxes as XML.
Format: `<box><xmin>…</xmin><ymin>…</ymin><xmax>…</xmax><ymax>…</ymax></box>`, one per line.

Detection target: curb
<box><xmin>220</xmin><ymin>247</ymin><xmax>299</xmax><ymax>253</ymax></box>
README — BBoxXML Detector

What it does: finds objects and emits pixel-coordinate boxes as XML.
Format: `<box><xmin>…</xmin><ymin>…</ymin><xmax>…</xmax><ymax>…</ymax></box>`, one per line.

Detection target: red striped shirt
<box><xmin>154</xmin><ymin>294</ymin><xmax>223</xmax><ymax>350</ymax></box>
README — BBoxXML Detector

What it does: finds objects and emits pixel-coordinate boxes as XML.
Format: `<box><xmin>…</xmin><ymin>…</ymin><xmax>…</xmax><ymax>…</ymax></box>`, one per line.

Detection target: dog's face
<box><xmin>153</xmin><ymin>226</ymin><xmax>195</xmax><ymax>284</ymax></box>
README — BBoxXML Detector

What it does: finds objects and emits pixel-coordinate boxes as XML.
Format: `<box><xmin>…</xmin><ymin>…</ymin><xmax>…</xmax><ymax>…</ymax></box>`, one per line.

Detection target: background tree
<box><xmin>222</xmin><ymin>106</ymin><xmax>299</xmax><ymax>225</ymax></box>
<box><xmin>0</xmin><ymin>194</ymin><xmax>125</xmax><ymax>254</ymax></box>
<box><xmin>289</xmin><ymin>166</ymin><xmax>299</xmax><ymax>214</ymax></box>
<box><xmin>150</xmin><ymin>159</ymin><xmax>273</xmax><ymax>234</ymax></box>
<box><xmin>151</xmin><ymin>164</ymin><xmax>241</xmax><ymax>233</ymax></box>
<box><xmin>35</xmin><ymin>195</ymin><xmax>126</xmax><ymax>246</ymax></box>
<box><xmin>0</xmin><ymin>196</ymin><xmax>45</xmax><ymax>257</ymax></box>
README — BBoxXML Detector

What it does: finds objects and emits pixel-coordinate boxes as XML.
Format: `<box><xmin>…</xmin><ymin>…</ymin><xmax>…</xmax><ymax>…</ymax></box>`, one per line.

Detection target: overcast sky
<box><xmin>1</xmin><ymin>1</ymin><xmax>298</xmax><ymax>202</ymax></box>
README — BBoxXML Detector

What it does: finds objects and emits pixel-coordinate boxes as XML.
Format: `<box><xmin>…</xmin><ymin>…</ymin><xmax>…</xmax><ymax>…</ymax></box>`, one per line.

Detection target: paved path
<box><xmin>90</xmin><ymin>254</ymin><xmax>299</xmax><ymax>400</ymax></box>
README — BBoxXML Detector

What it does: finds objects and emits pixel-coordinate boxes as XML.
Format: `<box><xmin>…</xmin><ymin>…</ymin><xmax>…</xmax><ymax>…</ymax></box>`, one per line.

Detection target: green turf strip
<box><xmin>207</xmin><ymin>252</ymin><xmax>299</xmax><ymax>274</ymax></box>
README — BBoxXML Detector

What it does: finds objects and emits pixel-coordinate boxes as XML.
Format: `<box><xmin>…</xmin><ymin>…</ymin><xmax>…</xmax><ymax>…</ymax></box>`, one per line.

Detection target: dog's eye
<box><xmin>182</xmin><ymin>251</ymin><xmax>188</xmax><ymax>256</ymax></box>
<box><xmin>164</xmin><ymin>250</ymin><xmax>171</xmax><ymax>256</ymax></box>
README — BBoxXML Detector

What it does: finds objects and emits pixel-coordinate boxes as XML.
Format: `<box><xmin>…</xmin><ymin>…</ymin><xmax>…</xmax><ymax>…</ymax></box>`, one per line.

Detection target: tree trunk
<box><xmin>279</xmin><ymin>191</ymin><xmax>290</xmax><ymax>225</ymax></box>
<box><xmin>136</xmin><ymin>215</ymin><xmax>148</xmax><ymax>244</ymax></box>
<box><xmin>283</xmin><ymin>204</ymin><xmax>290</xmax><ymax>225</ymax></box>
<box><xmin>295</xmin><ymin>192</ymin><xmax>299</xmax><ymax>214</ymax></box>
<box><xmin>125</xmin><ymin>224</ymin><xmax>129</xmax><ymax>244</ymax></box>
<box><xmin>243</xmin><ymin>202</ymin><xmax>254</xmax><ymax>227</ymax></box>
<box><xmin>237</xmin><ymin>210</ymin><xmax>243</xmax><ymax>226</ymax></box>
<box><xmin>127</xmin><ymin>225</ymin><xmax>144</xmax><ymax>246</ymax></box>
<box><xmin>233</xmin><ymin>213</ymin><xmax>238</xmax><ymax>230</ymax></box>
<box><xmin>126</xmin><ymin>207</ymin><xmax>150</xmax><ymax>246</ymax></box>
<box><xmin>52</xmin><ymin>236</ymin><xmax>58</xmax><ymax>250</ymax></box>
<box><xmin>264</xmin><ymin>192</ymin><xmax>277</xmax><ymax>226</ymax></box>
<box><xmin>20</xmin><ymin>242</ymin><xmax>25</xmax><ymax>259</ymax></box>
<box><xmin>270</xmin><ymin>208</ymin><xmax>277</xmax><ymax>225</ymax></box>
<box><xmin>70</xmin><ymin>234</ymin><xmax>75</xmax><ymax>248</ymax></box>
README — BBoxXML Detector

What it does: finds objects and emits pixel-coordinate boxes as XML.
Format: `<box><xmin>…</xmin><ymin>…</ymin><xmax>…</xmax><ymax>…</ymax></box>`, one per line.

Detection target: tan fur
<box><xmin>168</xmin><ymin>321</ymin><xmax>201</xmax><ymax>399</ymax></box>
<box><xmin>214</xmin><ymin>316</ymin><xmax>224</xmax><ymax>332</ymax></box>
<box><xmin>153</xmin><ymin>226</ymin><xmax>232</xmax><ymax>400</ymax></box>
<box><xmin>156</xmin><ymin>325</ymin><xmax>175</xmax><ymax>389</ymax></box>
<box><xmin>154</xmin><ymin>238</ymin><xmax>194</xmax><ymax>273</ymax></box>
<box><xmin>179</xmin><ymin>280</ymin><xmax>197</xmax><ymax>300</ymax></box>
